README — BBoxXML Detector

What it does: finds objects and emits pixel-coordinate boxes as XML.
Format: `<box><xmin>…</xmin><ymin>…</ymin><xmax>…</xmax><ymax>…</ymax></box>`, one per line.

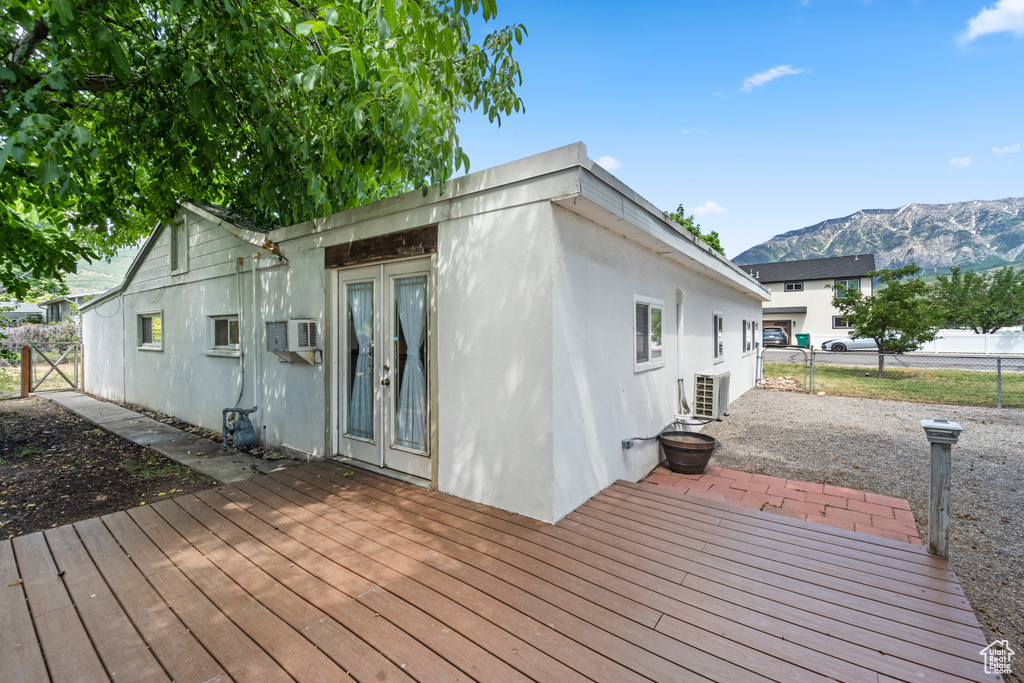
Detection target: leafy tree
<box><xmin>931</xmin><ymin>266</ymin><xmax>1024</xmax><ymax>333</ymax></box>
<box><xmin>831</xmin><ymin>264</ymin><xmax>939</xmax><ymax>378</ymax></box>
<box><xmin>666</xmin><ymin>204</ymin><xmax>725</xmax><ymax>256</ymax></box>
<box><xmin>1</xmin><ymin>0</ymin><xmax>526</xmax><ymax>295</ymax></box>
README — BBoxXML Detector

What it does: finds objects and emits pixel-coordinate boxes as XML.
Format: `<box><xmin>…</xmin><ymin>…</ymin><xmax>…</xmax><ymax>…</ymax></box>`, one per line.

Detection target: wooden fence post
<box><xmin>20</xmin><ymin>345</ymin><xmax>30</xmax><ymax>398</ymax></box>
<box><xmin>928</xmin><ymin>441</ymin><xmax>952</xmax><ymax>556</ymax></box>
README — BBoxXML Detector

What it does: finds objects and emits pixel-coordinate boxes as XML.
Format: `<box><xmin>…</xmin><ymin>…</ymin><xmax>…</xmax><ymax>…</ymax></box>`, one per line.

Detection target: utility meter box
<box><xmin>267</xmin><ymin>319</ymin><xmax>320</xmax><ymax>364</ymax></box>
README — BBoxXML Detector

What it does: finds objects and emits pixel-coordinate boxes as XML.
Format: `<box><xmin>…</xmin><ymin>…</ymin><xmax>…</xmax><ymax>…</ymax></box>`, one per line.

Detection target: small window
<box><xmin>784</xmin><ymin>282</ymin><xmax>804</xmax><ymax>292</ymax></box>
<box><xmin>834</xmin><ymin>279</ymin><xmax>860</xmax><ymax>297</ymax></box>
<box><xmin>713</xmin><ymin>312</ymin><xmax>724</xmax><ymax>362</ymax></box>
<box><xmin>833</xmin><ymin>316</ymin><xmax>852</xmax><ymax>329</ymax></box>
<box><xmin>138</xmin><ymin>312</ymin><xmax>163</xmax><ymax>350</ymax></box>
<box><xmin>634</xmin><ymin>295</ymin><xmax>664</xmax><ymax>371</ymax></box>
<box><xmin>743</xmin><ymin>320</ymin><xmax>754</xmax><ymax>354</ymax></box>
<box><xmin>170</xmin><ymin>217</ymin><xmax>189</xmax><ymax>274</ymax></box>
<box><xmin>211</xmin><ymin>315</ymin><xmax>240</xmax><ymax>350</ymax></box>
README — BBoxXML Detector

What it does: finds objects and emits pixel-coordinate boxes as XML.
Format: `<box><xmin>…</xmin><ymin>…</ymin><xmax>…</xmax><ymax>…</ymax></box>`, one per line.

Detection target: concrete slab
<box><xmin>40</xmin><ymin>391</ymin><xmax>298</xmax><ymax>484</ymax></box>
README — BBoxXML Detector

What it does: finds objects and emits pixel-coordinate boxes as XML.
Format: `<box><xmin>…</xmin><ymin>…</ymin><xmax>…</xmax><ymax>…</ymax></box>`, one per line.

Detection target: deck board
<box><xmin>43</xmin><ymin>525</ymin><xmax>167</xmax><ymax>681</ymax></box>
<box><xmin>0</xmin><ymin>539</ymin><xmax>49</xmax><ymax>683</ymax></box>
<box><xmin>4</xmin><ymin>462</ymin><xmax>994</xmax><ymax>682</ymax></box>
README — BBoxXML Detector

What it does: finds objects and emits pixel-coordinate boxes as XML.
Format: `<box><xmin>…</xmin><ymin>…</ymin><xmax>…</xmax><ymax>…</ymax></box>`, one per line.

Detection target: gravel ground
<box><xmin>702</xmin><ymin>389</ymin><xmax>1022</xmax><ymax>683</ymax></box>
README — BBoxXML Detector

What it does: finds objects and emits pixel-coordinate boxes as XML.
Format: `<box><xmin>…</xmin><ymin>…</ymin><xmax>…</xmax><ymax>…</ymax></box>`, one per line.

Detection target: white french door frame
<box><xmin>329</xmin><ymin>256</ymin><xmax>438</xmax><ymax>486</ymax></box>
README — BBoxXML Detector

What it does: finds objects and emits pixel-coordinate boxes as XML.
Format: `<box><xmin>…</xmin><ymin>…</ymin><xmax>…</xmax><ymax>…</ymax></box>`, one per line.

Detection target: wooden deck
<box><xmin>2</xmin><ymin>462</ymin><xmax>993</xmax><ymax>682</ymax></box>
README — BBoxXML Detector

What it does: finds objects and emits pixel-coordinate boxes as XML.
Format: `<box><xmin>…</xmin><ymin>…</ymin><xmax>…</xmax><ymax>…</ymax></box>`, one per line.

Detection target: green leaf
<box><xmin>110</xmin><ymin>44</ymin><xmax>131</xmax><ymax>82</ymax></box>
<box><xmin>186</xmin><ymin>85</ymin><xmax>206</xmax><ymax>118</ymax></box>
<box><xmin>0</xmin><ymin>66</ymin><xmax>15</xmax><ymax>82</ymax></box>
<box><xmin>183</xmin><ymin>62</ymin><xmax>202</xmax><ymax>86</ymax></box>
<box><xmin>324</xmin><ymin>7</ymin><xmax>338</xmax><ymax>26</ymax></box>
<box><xmin>0</xmin><ymin>136</ymin><xmax>13</xmax><ymax>175</ymax></box>
<box><xmin>71</xmin><ymin>126</ymin><xmax>90</xmax><ymax>147</ymax></box>
<box><xmin>301</xmin><ymin>65</ymin><xmax>323</xmax><ymax>91</ymax></box>
<box><xmin>52</xmin><ymin>0</ymin><xmax>73</xmax><ymax>24</ymax></box>
<box><xmin>38</xmin><ymin>158</ymin><xmax>60</xmax><ymax>186</ymax></box>
<box><xmin>296</xmin><ymin>21</ymin><xmax>323</xmax><ymax>36</ymax></box>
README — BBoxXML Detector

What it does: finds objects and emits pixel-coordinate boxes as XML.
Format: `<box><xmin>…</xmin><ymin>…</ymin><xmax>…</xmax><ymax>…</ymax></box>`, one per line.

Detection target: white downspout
<box><xmin>251</xmin><ymin>253</ymin><xmax>262</xmax><ymax>443</ymax></box>
<box><xmin>234</xmin><ymin>257</ymin><xmax>246</xmax><ymax>406</ymax></box>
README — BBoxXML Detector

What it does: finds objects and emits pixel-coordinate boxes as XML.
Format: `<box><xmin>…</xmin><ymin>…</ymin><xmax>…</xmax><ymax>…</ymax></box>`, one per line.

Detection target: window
<box><xmin>743</xmin><ymin>319</ymin><xmax>754</xmax><ymax>354</ymax></box>
<box><xmin>138</xmin><ymin>312</ymin><xmax>163</xmax><ymax>350</ymax></box>
<box><xmin>834</xmin><ymin>278</ymin><xmax>860</xmax><ymax>297</ymax></box>
<box><xmin>634</xmin><ymin>295</ymin><xmax>664</xmax><ymax>371</ymax></box>
<box><xmin>209</xmin><ymin>315</ymin><xmax>240</xmax><ymax>354</ymax></box>
<box><xmin>170</xmin><ymin>217</ymin><xmax>189</xmax><ymax>274</ymax></box>
<box><xmin>833</xmin><ymin>316</ymin><xmax>852</xmax><ymax>329</ymax></box>
<box><xmin>713</xmin><ymin>312</ymin><xmax>724</xmax><ymax>362</ymax></box>
<box><xmin>784</xmin><ymin>282</ymin><xmax>804</xmax><ymax>292</ymax></box>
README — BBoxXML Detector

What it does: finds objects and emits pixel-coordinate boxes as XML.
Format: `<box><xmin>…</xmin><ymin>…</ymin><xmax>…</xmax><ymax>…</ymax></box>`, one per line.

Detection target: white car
<box><xmin>821</xmin><ymin>337</ymin><xmax>878</xmax><ymax>352</ymax></box>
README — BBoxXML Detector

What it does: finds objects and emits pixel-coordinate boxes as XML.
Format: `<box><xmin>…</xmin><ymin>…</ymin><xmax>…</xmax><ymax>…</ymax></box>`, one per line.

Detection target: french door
<box><xmin>337</xmin><ymin>260</ymin><xmax>432</xmax><ymax>480</ymax></box>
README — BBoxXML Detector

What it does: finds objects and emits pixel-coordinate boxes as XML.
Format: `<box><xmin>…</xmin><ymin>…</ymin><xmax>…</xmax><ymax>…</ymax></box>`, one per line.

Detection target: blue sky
<box><xmin>456</xmin><ymin>1</ymin><xmax>1024</xmax><ymax>258</ymax></box>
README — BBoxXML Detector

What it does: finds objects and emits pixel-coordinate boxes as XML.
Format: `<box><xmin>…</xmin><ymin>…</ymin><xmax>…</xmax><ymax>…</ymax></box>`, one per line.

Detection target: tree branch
<box><xmin>12</xmin><ymin>19</ymin><xmax>49</xmax><ymax>65</ymax></box>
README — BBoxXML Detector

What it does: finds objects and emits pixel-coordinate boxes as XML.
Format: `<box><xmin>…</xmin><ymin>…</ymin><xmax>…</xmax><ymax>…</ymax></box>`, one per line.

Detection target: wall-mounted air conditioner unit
<box><xmin>267</xmin><ymin>319</ymin><xmax>321</xmax><ymax>364</ymax></box>
<box><xmin>694</xmin><ymin>371</ymin><xmax>730</xmax><ymax>419</ymax></box>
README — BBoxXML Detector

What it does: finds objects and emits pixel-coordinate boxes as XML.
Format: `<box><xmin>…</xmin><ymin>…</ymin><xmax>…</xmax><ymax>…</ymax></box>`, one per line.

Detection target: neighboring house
<box><xmin>739</xmin><ymin>254</ymin><xmax>876</xmax><ymax>342</ymax></box>
<box><xmin>81</xmin><ymin>143</ymin><xmax>769</xmax><ymax>524</ymax></box>
<box><xmin>0</xmin><ymin>301</ymin><xmax>45</xmax><ymax>324</ymax></box>
<box><xmin>41</xmin><ymin>292</ymin><xmax>103</xmax><ymax>323</ymax></box>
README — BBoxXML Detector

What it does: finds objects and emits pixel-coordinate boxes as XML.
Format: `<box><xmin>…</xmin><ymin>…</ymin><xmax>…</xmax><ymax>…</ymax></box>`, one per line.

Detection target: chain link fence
<box><xmin>759</xmin><ymin>346</ymin><xmax>1023</xmax><ymax>408</ymax></box>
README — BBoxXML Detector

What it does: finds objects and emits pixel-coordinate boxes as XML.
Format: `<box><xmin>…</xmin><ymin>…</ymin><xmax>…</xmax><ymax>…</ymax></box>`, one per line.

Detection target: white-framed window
<box><xmin>208</xmin><ymin>314</ymin><xmax>240</xmax><ymax>356</ymax></box>
<box><xmin>834</xmin><ymin>278</ymin><xmax>860</xmax><ymax>297</ymax></box>
<box><xmin>170</xmin><ymin>217</ymin><xmax>189</xmax><ymax>275</ymax></box>
<box><xmin>754</xmin><ymin>321</ymin><xmax>760</xmax><ymax>350</ymax></box>
<box><xmin>138</xmin><ymin>311</ymin><xmax>163</xmax><ymax>350</ymax></box>
<box><xmin>743</xmin><ymin>319</ymin><xmax>754</xmax><ymax>354</ymax></box>
<box><xmin>833</xmin><ymin>316</ymin><xmax>852</xmax><ymax>329</ymax></box>
<box><xmin>713</xmin><ymin>312</ymin><xmax>724</xmax><ymax>362</ymax></box>
<box><xmin>784</xmin><ymin>282</ymin><xmax>804</xmax><ymax>292</ymax></box>
<box><xmin>634</xmin><ymin>295</ymin><xmax>664</xmax><ymax>372</ymax></box>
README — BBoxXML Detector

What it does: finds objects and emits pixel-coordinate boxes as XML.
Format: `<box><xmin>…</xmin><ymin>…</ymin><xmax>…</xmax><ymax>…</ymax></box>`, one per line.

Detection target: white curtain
<box><xmin>348</xmin><ymin>283</ymin><xmax>373</xmax><ymax>439</ymax></box>
<box><xmin>396</xmin><ymin>277</ymin><xmax>427</xmax><ymax>450</ymax></box>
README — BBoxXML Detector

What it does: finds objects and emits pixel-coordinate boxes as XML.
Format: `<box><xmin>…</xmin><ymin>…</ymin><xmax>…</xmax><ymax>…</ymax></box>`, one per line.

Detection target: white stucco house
<box><xmin>739</xmin><ymin>254</ymin><xmax>876</xmax><ymax>345</ymax></box>
<box><xmin>81</xmin><ymin>143</ymin><xmax>769</xmax><ymax>523</ymax></box>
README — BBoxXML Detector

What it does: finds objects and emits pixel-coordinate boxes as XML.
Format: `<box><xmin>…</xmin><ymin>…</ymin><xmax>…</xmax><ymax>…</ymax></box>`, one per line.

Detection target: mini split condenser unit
<box><xmin>267</xmin><ymin>319</ymin><xmax>321</xmax><ymax>364</ymax></box>
<box><xmin>694</xmin><ymin>371</ymin><xmax>730</xmax><ymax>420</ymax></box>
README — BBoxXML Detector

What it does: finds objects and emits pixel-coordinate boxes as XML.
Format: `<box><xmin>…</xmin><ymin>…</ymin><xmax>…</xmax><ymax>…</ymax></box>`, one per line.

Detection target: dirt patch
<box><xmin>0</xmin><ymin>396</ymin><xmax>217</xmax><ymax>540</ymax></box>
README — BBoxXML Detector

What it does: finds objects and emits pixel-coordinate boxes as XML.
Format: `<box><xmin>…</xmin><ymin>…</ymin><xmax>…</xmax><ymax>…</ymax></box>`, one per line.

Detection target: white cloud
<box><xmin>993</xmin><ymin>143</ymin><xmax>1021</xmax><ymax>153</ymax></box>
<box><xmin>741</xmin><ymin>65</ymin><xmax>806</xmax><ymax>93</ymax></box>
<box><xmin>949</xmin><ymin>157</ymin><xmax>973</xmax><ymax>168</ymax></box>
<box><xmin>693</xmin><ymin>201</ymin><xmax>727</xmax><ymax>216</ymax></box>
<box><xmin>958</xmin><ymin>0</ymin><xmax>1024</xmax><ymax>44</ymax></box>
<box><xmin>596</xmin><ymin>156</ymin><xmax>620</xmax><ymax>171</ymax></box>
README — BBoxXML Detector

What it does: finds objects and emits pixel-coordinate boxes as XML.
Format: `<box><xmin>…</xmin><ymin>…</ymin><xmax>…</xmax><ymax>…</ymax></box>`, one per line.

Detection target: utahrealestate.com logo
<box><xmin>980</xmin><ymin>640</ymin><xmax>1015</xmax><ymax>676</ymax></box>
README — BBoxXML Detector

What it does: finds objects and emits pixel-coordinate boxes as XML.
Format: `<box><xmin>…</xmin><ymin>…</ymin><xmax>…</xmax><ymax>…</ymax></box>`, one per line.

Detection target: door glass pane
<box><xmin>650</xmin><ymin>306</ymin><xmax>662</xmax><ymax>360</ymax></box>
<box><xmin>347</xmin><ymin>282</ymin><xmax>374</xmax><ymax>439</ymax></box>
<box><xmin>636</xmin><ymin>302</ymin><xmax>649</xmax><ymax>362</ymax></box>
<box><xmin>394</xmin><ymin>276</ymin><xmax>428</xmax><ymax>451</ymax></box>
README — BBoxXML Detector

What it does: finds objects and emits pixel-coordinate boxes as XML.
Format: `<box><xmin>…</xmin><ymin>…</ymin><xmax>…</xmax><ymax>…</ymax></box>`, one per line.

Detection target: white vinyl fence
<box><xmin>807</xmin><ymin>330</ymin><xmax>1024</xmax><ymax>355</ymax></box>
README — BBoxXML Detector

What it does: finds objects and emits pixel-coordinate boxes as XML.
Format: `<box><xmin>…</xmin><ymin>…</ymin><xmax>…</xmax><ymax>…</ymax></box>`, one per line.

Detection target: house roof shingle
<box><xmin>740</xmin><ymin>254</ymin><xmax>876</xmax><ymax>283</ymax></box>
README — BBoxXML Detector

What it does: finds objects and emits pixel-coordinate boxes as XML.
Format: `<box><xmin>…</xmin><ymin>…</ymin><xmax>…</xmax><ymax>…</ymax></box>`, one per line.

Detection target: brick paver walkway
<box><xmin>643</xmin><ymin>464</ymin><xmax>922</xmax><ymax>545</ymax></box>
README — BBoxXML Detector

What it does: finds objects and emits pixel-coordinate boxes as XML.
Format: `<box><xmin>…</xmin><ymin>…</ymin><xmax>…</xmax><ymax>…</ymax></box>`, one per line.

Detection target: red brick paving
<box><xmin>642</xmin><ymin>464</ymin><xmax>923</xmax><ymax>545</ymax></box>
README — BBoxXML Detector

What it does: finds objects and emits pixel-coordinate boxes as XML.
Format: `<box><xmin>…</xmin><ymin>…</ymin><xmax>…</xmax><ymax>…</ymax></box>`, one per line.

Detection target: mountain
<box><xmin>733</xmin><ymin>198</ymin><xmax>1024</xmax><ymax>272</ymax></box>
<box><xmin>63</xmin><ymin>248</ymin><xmax>139</xmax><ymax>295</ymax></box>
